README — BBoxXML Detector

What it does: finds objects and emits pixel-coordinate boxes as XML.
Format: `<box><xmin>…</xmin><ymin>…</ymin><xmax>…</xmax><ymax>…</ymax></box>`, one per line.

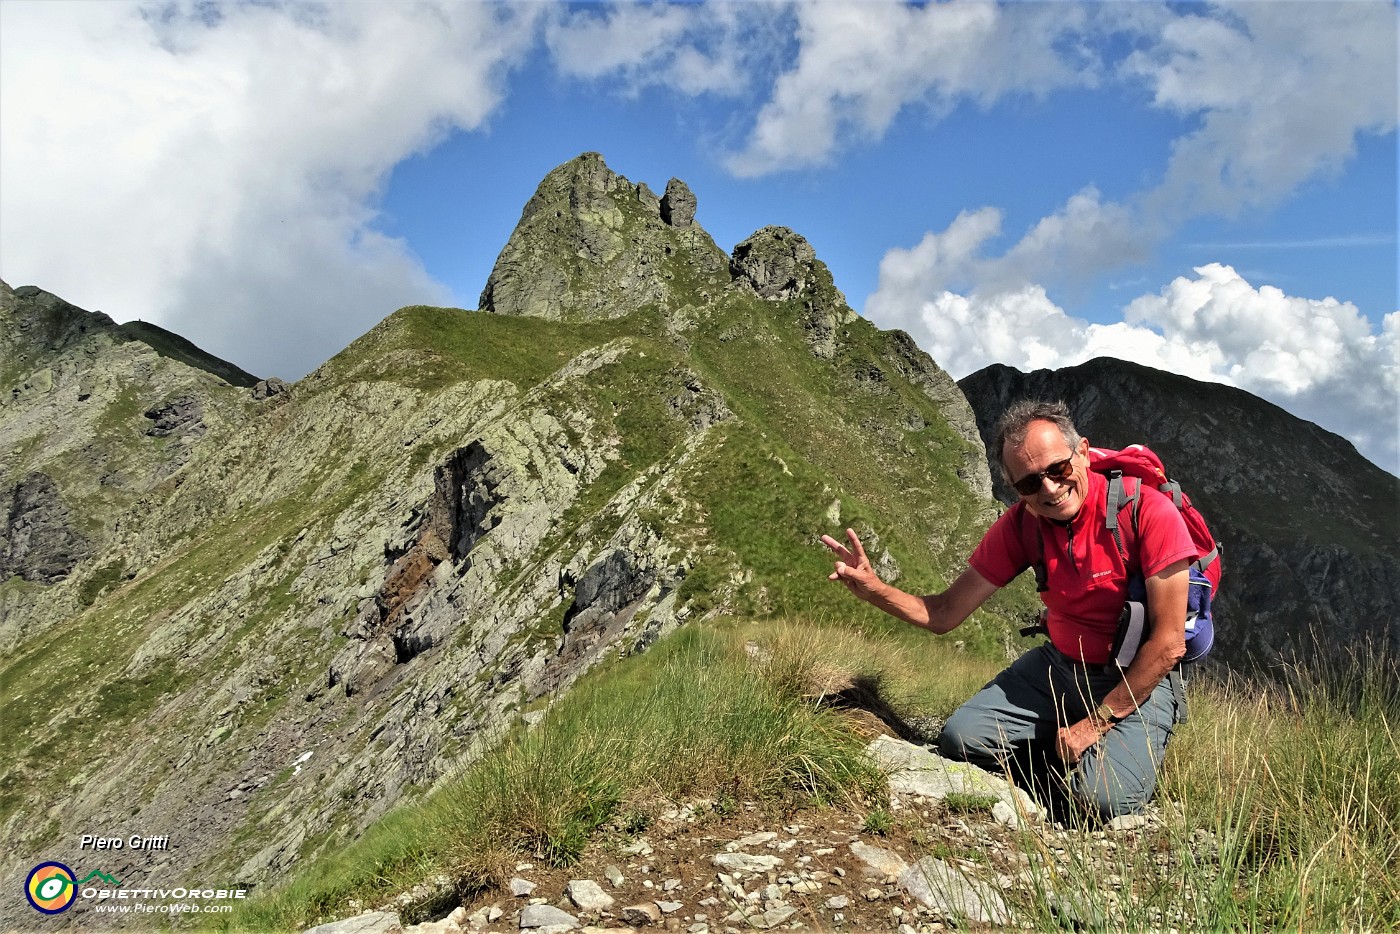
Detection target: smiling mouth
<box><xmin>1046</xmin><ymin>488</ymin><xmax>1072</xmax><ymax>507</ymax></box>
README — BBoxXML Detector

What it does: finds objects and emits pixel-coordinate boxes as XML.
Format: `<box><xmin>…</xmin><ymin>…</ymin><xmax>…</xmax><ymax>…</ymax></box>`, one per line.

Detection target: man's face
<box><xmin>1003</xmin><ymin>420</ymin><xmax>1090</xmax><ymax>522</ymax></box>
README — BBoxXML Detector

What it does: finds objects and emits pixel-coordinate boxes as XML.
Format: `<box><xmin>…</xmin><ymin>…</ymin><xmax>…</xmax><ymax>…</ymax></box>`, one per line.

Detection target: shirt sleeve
<box><xmin>968</xmin><ymin>505</ymin><xmax>1032</xmax><ymax>588</ymax></box>
<box><xmin>1134</xmin><ymin>485</ymin><xmax>1198</xmax><ymax>577</ymax></box>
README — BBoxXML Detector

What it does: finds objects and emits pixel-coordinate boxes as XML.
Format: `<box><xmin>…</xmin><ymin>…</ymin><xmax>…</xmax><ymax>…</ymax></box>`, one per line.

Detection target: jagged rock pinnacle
<box><xmin>660</xmin><ymin>178</ymin><xmax>696</xmax><ymax>228</ymax></box>
<box><xmin>729</xmin><ymin>226</ymin><xmax>856</xmax><ymax>359</ymax></box>
<box><xmin>478</xmin><ymin>152</ymin><xmax>727</xmax><ymax>320</ymax></box>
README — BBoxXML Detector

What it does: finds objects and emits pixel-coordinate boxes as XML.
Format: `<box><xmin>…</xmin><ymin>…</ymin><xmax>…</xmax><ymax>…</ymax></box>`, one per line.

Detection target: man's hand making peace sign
<box><xmin>820</xmin><ymin>527</ymin><xmax>997</xmax><ymax>635</ymax></box>
<box><xmin>819</xmin><ymin>527</ymin><xmax>884</xmax><ymax>601</ymax></box>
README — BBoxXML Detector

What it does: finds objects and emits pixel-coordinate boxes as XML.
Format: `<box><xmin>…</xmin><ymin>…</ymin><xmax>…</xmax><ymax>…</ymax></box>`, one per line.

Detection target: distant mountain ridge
<box><xmin>959</xmin><ymin>357</ymin><xmax>1400</xmax><ymax>670</ymax></box>
<box><xmin>2</xmin><ymin>280</ymin><xmax>259</xmax><ymax>388</ymax></box>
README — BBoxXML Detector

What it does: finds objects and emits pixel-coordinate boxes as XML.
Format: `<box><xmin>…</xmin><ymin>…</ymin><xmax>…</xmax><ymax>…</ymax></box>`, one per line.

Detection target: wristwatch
<box><xmin>1094</xmin><ymin>701</ymin><xmax>1118</xmax><ymax>724</ymax></box>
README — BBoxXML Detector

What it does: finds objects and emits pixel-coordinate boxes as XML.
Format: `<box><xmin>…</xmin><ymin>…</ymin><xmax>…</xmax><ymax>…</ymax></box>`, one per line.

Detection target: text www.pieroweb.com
<box><xmin>94</xmin><ymin>901</ymin><xmax>233</xmax><ymax>915</ymax></box>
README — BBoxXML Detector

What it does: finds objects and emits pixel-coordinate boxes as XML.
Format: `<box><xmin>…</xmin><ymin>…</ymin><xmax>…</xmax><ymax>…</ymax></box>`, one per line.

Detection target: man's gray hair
<box><xmin>992</xmin><ymin>400</ymin><xmax>1081</xmax><ymax>480</ymax></box>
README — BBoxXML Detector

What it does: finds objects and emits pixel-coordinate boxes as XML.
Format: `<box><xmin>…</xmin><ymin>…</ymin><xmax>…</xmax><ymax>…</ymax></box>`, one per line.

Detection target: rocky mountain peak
<box><xmin>730</xmin><ymin>227</ymin><xmax>818</xmax><ymax>300</ymax></box>
<box><xmin>1</xmin><ymin>282</ymin><xmax>121</xmax><ymax>365</ymax></box>
<box><xmin>478</xmin><ymin>152</ymin><xmax>728</xmax><ymax>320</ymax></box>
<box><xmin>728</xmin><ymin>225</ymin><xmax>857</xmax><ymax>360</ymax></box>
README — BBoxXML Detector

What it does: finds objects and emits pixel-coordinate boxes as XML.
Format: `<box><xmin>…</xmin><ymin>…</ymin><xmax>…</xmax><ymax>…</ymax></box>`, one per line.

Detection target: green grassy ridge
<box><xmin>1162</xmin><ymin>649</ymin><xmax>1400</xmax><ymax>929</ymax></box>
<box><xmin>674</xmin><ymin>291</ymin><xmax>1034</xmax><ymax>639</ymax></box>
<box><xmin>0</xmin><ymin>310</ymin><xmax>651</xmax><ymax>833</ymax></box>
<box><xmin>0</xmin><ymin>467</ymin><xmax>370</xmax><ymax>828</ymax></box>
<box><xmin>116</xmin><ymin>320</ymin><xmax>260</xmax><ymax>388</ymax></box>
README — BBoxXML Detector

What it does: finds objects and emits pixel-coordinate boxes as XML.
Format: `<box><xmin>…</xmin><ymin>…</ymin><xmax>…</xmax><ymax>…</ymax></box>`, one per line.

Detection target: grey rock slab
<box><xmin>1106</xmin><ymin>813</ymin><xmax>1150</xmax><ymax>832</ymax></box>
<box><xmin>848</xmin><ymin>841</ymin><xmax>908</xmax><ymax>881</ymax></box>
<box><xmin>302</xmin><ymin>911</ymin><xmax>404</xmax><ymax>934</ymax></box>
<box><xmin>518</xmin><ymin>904</ymin><xmax>579</xmax><ymax>929</ymax></box>
<box><xmin>712</xmin><ymin>852</ymin><xmax>784</xmax><ymax>874</ymax></box>
<box><xmin>897</xmin><ymin>856</ymin><xmax>1011</xmax><ymax>926</ymax></box>
<box><xmin>655</xmin><ymin>900</ymin><xmax>683</xmax><ymax>914</ymax></box>
<box><xmin>518</xmin><ymin>907</ymin><xmax>576</xmax><ymax>929</ymax></box>
<box><xmin>866</xmin><ymin>735</ymin><xmax>1041</xmax><ymax>825</ymax></box>
<box><xmin>565</xmin><ymin>879</ymin><xmax>615</xmax><ymax>912</ymax></box>
<box><xmin>511</xmin><ymin>878</ymin><xmax>537</xmax><ymax>897</ymax></box>
<box><xmin>751</xmin><ymin>905</ymin><xmax>798</xmax><ymax>929</ymax></box>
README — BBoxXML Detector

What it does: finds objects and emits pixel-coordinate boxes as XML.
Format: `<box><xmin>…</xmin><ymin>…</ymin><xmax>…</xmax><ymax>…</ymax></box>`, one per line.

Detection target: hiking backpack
<box><xmin>1020</xmin><ymin>443</ymin><xmax>1223</xmax><ymax>666</ymax></box>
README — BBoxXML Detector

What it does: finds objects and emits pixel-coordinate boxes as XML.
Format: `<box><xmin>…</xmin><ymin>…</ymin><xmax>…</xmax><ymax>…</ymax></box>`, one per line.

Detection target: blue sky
<box><xmin>1</xmin><ymin>1</ymin><xmax>1396</xmax><ymax>471</ymax></box>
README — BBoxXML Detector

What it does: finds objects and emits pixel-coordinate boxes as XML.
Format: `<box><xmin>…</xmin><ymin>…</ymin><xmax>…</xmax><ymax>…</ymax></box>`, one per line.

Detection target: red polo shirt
<box><xmin>969</xmin><ymin>470</ymin><xmax>1197</xmax><ymax>664</ymax></box>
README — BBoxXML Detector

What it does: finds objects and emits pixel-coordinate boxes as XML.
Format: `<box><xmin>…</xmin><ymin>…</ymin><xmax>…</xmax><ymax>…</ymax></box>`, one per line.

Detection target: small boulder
<box><xmin>518</xmin><ymin>903</ymin><xmax>579</xmax><ymax>929</ymax></box>
<box><xmin>301</xmin><ymin>911</ymin><xmax>404</xmax><ymax>934</ymax></box>
<box><xmin>565</xmin><ymin>879</ymin><xmax>614</xmax><ymax>913</ymax></box>
<box><xmin>848</xmin><ymin>841</ymin><xmax>908</xmax><ymax>882</ymax></box>
<box><xmin>620</xmin><ymin>903</ymin><xmax>662</xmax><ymax>926</ymax></box>
<box><xmin>897</xmin><ymin>857</ymin><xmax>1010</xmax><ymax>925</ymax></box>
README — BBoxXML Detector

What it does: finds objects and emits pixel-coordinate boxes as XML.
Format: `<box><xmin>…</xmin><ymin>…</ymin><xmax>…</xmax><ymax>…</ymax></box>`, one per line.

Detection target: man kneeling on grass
<box><xmin>821</xmin><ymin>401</ymin><xmax>1195</xmax><ymax>821</ymax></box>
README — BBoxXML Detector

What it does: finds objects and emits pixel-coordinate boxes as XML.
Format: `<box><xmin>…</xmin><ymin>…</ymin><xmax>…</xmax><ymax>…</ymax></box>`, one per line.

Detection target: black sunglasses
<box><xmin>1010</xmin><ymin>456</ymin><xmax>1075</xmax><ymax>496</ymax></box>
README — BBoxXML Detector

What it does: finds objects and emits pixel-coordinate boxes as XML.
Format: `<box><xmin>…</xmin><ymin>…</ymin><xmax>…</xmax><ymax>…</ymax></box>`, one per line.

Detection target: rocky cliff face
<box><xmin>0</xmin><ymin>281</ymin><xmax>258</xmax><ymax>643</ymax></box>
<box><xmin>958</xmin><ymin>358</ymin><xmax>1400</xmax><ymax>671</ymax></box>
<box><xmin>0</xmin><ymin>153</ymin><xmax>1000</xmax><ymax>929</ymax></box>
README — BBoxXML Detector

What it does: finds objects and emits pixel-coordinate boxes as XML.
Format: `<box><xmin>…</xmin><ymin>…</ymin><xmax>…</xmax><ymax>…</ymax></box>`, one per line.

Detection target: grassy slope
<box><xmin>214</xmin><ymin>620</ymin><xmax>1400</xmax><ymax>934</ymax></box>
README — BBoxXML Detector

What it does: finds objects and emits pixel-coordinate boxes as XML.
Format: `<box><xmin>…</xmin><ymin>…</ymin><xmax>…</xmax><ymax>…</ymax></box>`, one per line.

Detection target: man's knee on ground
<box><xmin>938</xmin><ymin>706</ymin><xmax>1005</xmax><ymax>763</ymax></box>
<box><xmin>1071</xmin><ymin>766</ymin><xmax>1153</xmax><ymax>822</ymax></box>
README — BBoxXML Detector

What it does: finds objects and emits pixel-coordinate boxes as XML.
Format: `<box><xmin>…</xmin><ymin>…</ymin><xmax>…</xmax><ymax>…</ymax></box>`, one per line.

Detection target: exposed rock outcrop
<box><xmin>660</xmin><ymin>177</ymin><xmax>697</xmax><ymax>228</ymax></box>
<box><xmin>0</xmin><ymin>283</ymin><xmax>248</xmax><ymax>639</ymax></box>
<box><xmin>478</xmin><ymin>153</ymin><xmax>728</xmax><ymax>321</ymax></box>
<box><xmin>880</xmin><ymin>329</ymin><xmax>992</xmax><ymax>503</ymax></box>
<box><xmin>0</xmin><ymin>472</ymin><xmax>93</xmax><ymax>583</ymax></box>
<box><xmin>144</xmin><ymin>394</ymin><xmax>206</xmax><ymax>436</ymax></box>
<box><xmin>729</xmin><ymin>226</ymin><xmax>857</xmax><ymax>360</ymax></box>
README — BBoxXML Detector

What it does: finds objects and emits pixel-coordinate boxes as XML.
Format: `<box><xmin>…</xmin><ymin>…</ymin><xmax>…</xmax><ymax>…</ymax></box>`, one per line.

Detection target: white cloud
<box><xmin>868</xmin><ymin>261</ymin><xmax>1398</xmax><ymax>473</ymax></box>
<box><xmin>854</xmin><ymin>2</ymin><xmax>1397</xmax><ymax>471</ymax></box>
<box><xmin>545</xmin><ymin>2</ymin><xmax>790</xmax><ymax>97</ymax></box>
<box><xmin>1125</xmin><ymin>1</ymin><xmax>1398</xmax><ymax>219</ymax></box>
<box><xmin>725</xmin><ymin>1</ymin><xmax>1095</xmax><ymax>176</ymax></box>
<box><xmin>0</xmin><ymin>1</ymin><xmax>540</xmax><ymax>379</ymax></box>
<box><xmin>751</xmin><ymin>1</ymin><xmax>1395</xmax><ymax>302</ymax></box>
<box><xmin>866</xmin><ymin>190</ymin><xmax>1147</xmax><ymax>303</ymax></box>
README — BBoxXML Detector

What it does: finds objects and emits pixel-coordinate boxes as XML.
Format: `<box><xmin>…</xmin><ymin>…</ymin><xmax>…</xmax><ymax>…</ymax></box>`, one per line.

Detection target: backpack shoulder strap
<box><xmin>1015</xmin><ymin>502</ymin><xmax>1048</xmax><ymax>593</ymax></box>
<box><xmin>1102</xmin><ymin>471</ymin><xmax>1144</xmax><ymax>569</ymax></box>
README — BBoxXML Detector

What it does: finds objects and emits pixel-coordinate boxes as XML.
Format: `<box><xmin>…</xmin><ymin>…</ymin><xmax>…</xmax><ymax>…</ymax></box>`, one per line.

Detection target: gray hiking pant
<box><xmin>938</xmin><ymin>643</ymin><xmax>1177</xmax><ymax>821</ymax></box>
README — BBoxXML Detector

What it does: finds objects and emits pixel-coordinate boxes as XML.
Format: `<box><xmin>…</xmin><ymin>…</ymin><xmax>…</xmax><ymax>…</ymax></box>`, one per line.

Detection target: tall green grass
<box><xmin>1004</xmin><ymin>642</ymin><xmax>1400</xmax><ymax>931</ymax></box>
<box><xmin>217</xmin><ymin>625</ymin><xmax>887</xmax><ymax>933</ymax></box>
<box><xmin>1160</xmin><ymin>644</ymin><xmax>1400</xmax><ymax>930</ymax></box>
